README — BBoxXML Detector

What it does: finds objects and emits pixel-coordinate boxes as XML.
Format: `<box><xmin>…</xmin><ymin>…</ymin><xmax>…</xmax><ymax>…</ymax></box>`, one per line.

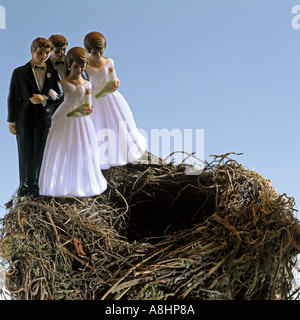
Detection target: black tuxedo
<box><xmin>7</xmin><ymin>61</ymin><xmax>64</xmax><ymax>197</ymax></box>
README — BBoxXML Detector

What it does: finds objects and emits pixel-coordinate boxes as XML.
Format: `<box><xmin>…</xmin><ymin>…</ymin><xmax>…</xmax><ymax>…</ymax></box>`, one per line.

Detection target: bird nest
<box><xmin>1</xmin><ymin>153</ymin><xmax>300</xmax><ymax>300</ymax></box>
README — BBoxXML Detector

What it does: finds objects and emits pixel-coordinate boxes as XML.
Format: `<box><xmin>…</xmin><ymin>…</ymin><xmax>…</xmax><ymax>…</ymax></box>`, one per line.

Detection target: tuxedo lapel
<box><xmin>41</xmin><ymin>64</ymin><xmax>55</xmax><ymax>94</ymax></box>
<box><xmin>42</xmin><ymin>67</ymin><xmax>50</xmax><ymax>94</ymax></box>
<box><xmin>24</xmin><ymin>62</ymin><xmax>39</xmax><ymax>93</ymax></box>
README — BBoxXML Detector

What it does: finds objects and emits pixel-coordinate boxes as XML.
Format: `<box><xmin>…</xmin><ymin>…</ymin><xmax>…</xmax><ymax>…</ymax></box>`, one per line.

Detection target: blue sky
<box><xmin>0</xmin><ymin>0</ymin><xmax>300</xmax><ymax>219</ymax></box>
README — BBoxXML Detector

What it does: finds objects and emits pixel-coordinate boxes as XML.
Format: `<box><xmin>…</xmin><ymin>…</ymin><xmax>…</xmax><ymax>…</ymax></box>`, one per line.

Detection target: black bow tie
<box><xmin>55</xmin><ymin>61</ymin><xmax>65</xmax><ymax>65</ymax></box>
<box><xmin>35</xmin><ymin>65</ymin><xmax>45</xmax><ymax>70</ymax></box>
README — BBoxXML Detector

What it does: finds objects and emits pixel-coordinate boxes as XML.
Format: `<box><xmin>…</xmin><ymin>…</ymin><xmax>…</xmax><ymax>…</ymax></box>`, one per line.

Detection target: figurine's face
<box><xmin>70</xmin><ymin>61</ymin><xmax>87</xmax><ymax>76</ymax></box>
<box><xmin>51</xmin><ymin>45</ymin><xmax>67</xmax><ymax>62</ymax></box>
<box><xmin>90</xmin><ymin>49</ymin><xmax>104</xmax><ymax>61</ymax></box>
<box><xmin>32</xmin><ymin>47</ymin><xmax>51</xmax><ymax>65</ymax></box>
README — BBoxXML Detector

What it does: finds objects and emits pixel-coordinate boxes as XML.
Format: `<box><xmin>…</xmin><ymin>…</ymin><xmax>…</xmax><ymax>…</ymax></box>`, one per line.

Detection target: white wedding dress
<box><xmin>86</xmin><ymin>58</ymin><xmax>146</xmax><ymax>169</ymax></box>
<box><xmin>39</xmin><ymin>79</ymin><xmax>107</xmax><ymax>197</ymax></box>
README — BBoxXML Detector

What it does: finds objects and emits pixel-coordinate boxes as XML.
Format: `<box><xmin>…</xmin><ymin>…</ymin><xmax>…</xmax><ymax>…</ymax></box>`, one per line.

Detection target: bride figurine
<box><xmin>84</xmin><ymin>31</ymin><xmax>147</xmax><ymax>169</ymax></box>
<box><xmin>39</xmin><ymin>47</ymin><xmax>107</xmax><ymax>197</ymax></box>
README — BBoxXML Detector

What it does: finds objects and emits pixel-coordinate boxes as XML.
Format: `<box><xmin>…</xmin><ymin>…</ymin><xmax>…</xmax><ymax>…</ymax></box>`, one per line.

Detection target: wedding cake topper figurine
<box><xmin>39</xmin><ymin>47</ymin><xmax>107</xmax><ymax>197</ymax></box>
<box><xmin>84</xmin><ymin>31</ymin><xmax>147</xmax><ymax>169</ymax></box>
<box><xmin>7</xmin><ymin>37</ymin><xmax>64</xmax><ymax>199</ymax></box>
<box><xmin>8</xmin><ymin>33</ymin><xmax>146</xmax><ymax>200</ymax></box>
<box><xmin>47</xmin><ymin>34</ymin><xmax>68</xmax><ymax>79</ymax></box>
<box><xmin>47</xmin><ymin>34</ymin><xmax>89</xmax><ymax>82</ymax></box>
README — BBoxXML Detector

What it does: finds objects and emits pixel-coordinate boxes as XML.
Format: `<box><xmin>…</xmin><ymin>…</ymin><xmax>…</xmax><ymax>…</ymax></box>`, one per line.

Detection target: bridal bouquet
<box><xmin>66</xmin><ymin>103</ymin><xmax>94</xmax><ymax>117</ymax></box>
<box><xmin>95</xmin><ymin>79</ymin><xmax>120</xmax><ymax>99</ymax></box>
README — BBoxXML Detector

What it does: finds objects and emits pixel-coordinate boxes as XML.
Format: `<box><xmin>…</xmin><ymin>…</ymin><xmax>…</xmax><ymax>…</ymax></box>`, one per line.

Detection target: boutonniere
<box><xmin>47</xmin><ymin>72</ymin><xmax>51</xmax><ymax>79</ymax></box>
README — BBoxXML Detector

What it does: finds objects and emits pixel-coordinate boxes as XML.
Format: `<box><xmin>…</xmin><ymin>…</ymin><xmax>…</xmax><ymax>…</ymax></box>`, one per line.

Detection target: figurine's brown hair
<box><xmin>84</xmin><ymin>31</ymin><xmax>107</xmax><ymax>54</ymax></box>
<box><xmin>49</xmin><ymin>34</ymin><xmax>68</xmax><ymax>48</ymax></box>
<box><xmin>30</xmin><ymin>37</ymin><xmax>53</xmax><ymax>52</ymax></box>
<box><xmin>66</xmin><ymin>47</ymin><xmax>89</xmax><ymax>68</ymax></box>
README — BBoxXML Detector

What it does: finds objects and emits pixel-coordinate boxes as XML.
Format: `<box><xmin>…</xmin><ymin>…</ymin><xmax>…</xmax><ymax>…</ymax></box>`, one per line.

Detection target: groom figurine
<box><xmin>7</xmin><ymin>37</ymin><xmax>64</xmax><ymax>198</ymax></box>
<box><xmin>47</xmin><ymin>34</ymin><xmax>68</xmax><ymax>79</ymax></box>
<box><xmin>47</xmin><ymin>34</ymin><xmax>88</xmax><ymax>83</ymax></box>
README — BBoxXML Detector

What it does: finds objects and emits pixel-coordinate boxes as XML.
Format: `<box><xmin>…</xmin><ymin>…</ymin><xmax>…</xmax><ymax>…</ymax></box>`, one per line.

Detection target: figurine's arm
<box><xmin>7</xmin><ymin>69</ymin><xmax>19</xmax><ymax>125</ymax></box>
<box><xmin>29</xmin><ymin>76</ymin><xmax>64</xmax><ymax>113</ymax></box>
<box><xmin>47</xmin><ymin>78</ymin><xmax>64</xmax><ymax>114</ymax></box>
<box><xmin>47</xmin><ymin>81</ymin><xmax>64</xmax><ymax>105</ymax></box>
<box><xmin>85</xmin><ymin>88</ymin><xmax>92</xmax><ymax>103</ymax></box>
<box><xmin>7</xmin><ymin>69</ymin><xmax>21</xmax><ymax>135</ymax></box>
<box><xmin>107</xmin><ymin>59</ymin><xmax>118</xmax><ymax>81</ymax></box>
<box><xmin>95</xmin><ymin>59</ymin><xmax>120</xmax><ymax>99</ymax></box>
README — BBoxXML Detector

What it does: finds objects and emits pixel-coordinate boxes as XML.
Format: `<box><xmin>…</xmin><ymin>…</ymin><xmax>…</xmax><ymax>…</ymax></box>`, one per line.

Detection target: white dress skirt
<box><xmin>86</xmin><ymin>58</ymin><xmax>147</xmax><ymax>169</ymax></box>
<box><xmin>39</xmin><ymin>79</ymin><xmax>107</xmax><ymax>197</ymax></box>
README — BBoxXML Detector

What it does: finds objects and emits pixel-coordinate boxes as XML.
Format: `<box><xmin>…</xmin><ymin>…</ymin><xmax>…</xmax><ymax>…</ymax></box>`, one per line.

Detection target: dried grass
<box><xmin>1</xmin><ymin>153</ymin><xmax>300</xmax><ymax>300</ymax></box>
